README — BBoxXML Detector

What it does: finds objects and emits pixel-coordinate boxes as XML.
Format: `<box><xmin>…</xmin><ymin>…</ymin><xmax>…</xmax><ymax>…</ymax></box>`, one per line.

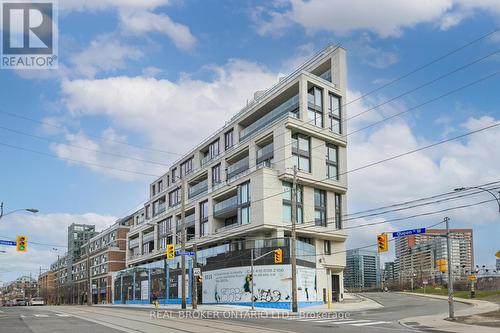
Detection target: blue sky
<box><xmin>1</xmin><ymin>0</ymin><xmax>500</xmax><ymax>282</ymax></box>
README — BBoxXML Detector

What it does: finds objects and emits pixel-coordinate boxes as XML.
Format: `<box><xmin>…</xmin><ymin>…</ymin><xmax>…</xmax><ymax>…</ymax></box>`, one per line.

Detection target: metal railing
<box><xmin>239</xmin><ymin>94</ymin><xmax>299</xmax><ymax>140</ymax></box>
<box><xmin>188</xmin><ymin>179</ymin><xmax>208</xmax><ymax>198</ymax></box>
<box><xmin>213</xmin><ymin>196</ymin><xmax>238</xmax><ymax>216</ymax></box>
<box><xmin>227</xmin><ymin>156</ymin><xmax>249</xmax><ymax>179</ymax></box>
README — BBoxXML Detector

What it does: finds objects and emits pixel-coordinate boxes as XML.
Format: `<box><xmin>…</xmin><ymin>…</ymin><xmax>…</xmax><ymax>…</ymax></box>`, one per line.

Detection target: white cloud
<box><xmin>60</xmin><ymin>0</ymin><xmax>171</xmax><ymax>12</ymax></box>
<box><xmin>56</xmin><ymin>59</ymin><xmax>280</xmax><ymax>178</ymax></box>
<box><xmin>350</xmin><ymin>34</ymin><xmax>399</xmax><ymax>69</ymax></box>
<box><xmin>0</xmin><ymin>212</ymin><xmax>116</xmax><ymax>281</ymax></box>
<box><xmin>119</xmin><ymin>10</ymin><xmax>197</xmax><ymax>51</ymax></box>
<box><xmin>253</xmin><ymin>0</ymin><xmax>500</xmax><ymax>38</ymax></box>
<box><xmin>69</xmin><ymin>35</ymin><xmax>143</xmax><ymax>79</ymax></box>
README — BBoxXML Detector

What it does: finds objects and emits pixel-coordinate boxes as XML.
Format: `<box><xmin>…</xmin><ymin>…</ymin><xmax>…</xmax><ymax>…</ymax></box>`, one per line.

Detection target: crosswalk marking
<box><xmin>0</xmin><ymin>310</ymin><xmax>3</xmax><ymax>313</ymax></box>
<box><xmin>352</xmin><ymin>321</ymin><xmax>391</xmax><ymax>326</ymax></box>
<box><xmin>34</xmin><ymin>314</ymin><xmax>49</xmax><ymax>317</ymax></box>
<box><xmin>20</xmin><ymin>315</ymin><xmax>26</xmax><ymax>318</ymax></box>
<box><xmin>56</xmin><ymin>314</ymin><xmax>70</xmax><ymax>317</ymax></box>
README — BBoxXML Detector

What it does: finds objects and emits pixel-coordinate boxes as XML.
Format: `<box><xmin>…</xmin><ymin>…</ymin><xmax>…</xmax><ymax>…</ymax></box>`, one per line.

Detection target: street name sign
<box><xmin>0</xmin><ymin>239</ymin><xmax>16</xmax><ymax>246</ymax></box>
<box><xmin>175</xmin><ymin>250</ymin><xmax>195</xmax><ymax>256</ymax></box>
<box><xmin>392</xmin><ymin>228</ymin><xmax>426</xmax><ymax>238</ymax></box>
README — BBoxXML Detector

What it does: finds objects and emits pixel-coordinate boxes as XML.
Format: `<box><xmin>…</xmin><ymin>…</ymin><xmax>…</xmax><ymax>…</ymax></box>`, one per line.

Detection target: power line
<box><xmin>0</xmin><ymin>125</ymin><xmax>171</xmax><ymax>167</ymax></box>
<box><xmin>0</xmin><ymin>141</ymin><xmax>161</xmax><ymax>178</ymax></box>
<box><xmin>0</xmin><ymin>108</ymin><xmax>183</xmax><ymax>157</ymax></box>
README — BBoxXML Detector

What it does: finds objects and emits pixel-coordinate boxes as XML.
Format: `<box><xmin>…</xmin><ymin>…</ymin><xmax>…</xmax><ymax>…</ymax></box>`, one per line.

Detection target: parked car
<box><xmin>30</xmin><ymin>297</ymin><xmax>45</xmax><ymax>306</ymax></box>
<box><xmin>16</xmin><ymin>299</ymin><xmax>27</xmax><ymax>306</ymax></box>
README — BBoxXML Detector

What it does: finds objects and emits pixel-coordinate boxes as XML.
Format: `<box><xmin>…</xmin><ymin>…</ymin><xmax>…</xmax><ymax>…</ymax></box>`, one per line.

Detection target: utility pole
<box><xmin>251</xmin><ymin>248</ymin><xmax>254</xmax><ymax>311</ymax></box>
<box><xmin>180</xmin><ymin>177</ymin><xmax>187</xmax><ymax>310</ymax></box>
<box><xmin>410</xmin><ymin>248</ymin><xmax>414</xmax><ymax>292</ymax></box>
<box><xmin>291</xmin><ymin>166</ymin><xmax>298</xmax><ymax>313</ymax></box>
<box><xmin>87</xmin><ymin>250</ymin><xmax>91</xmax><ymax>306</ymax></box>
<box><xmin>445</xmin><ymin>216</ymin><xmax>455</xmax><ymax>319</ymax></box>
<box><xmin>192</xmin><ymin>243</ymin><xmax>197</xmax><ymax>310</ymax></box>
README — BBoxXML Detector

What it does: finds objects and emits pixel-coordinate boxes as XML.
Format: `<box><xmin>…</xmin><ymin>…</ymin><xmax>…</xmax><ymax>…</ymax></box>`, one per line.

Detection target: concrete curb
<box><xmin>356</xmin><ymin>293</ymin><xmax>386</xmax><ymax>307</ymax></box>
<box><xmin>396</xmin><ymin>291</ymin><xmax>475</xmax><ymax>305</ymax></box>
<box><xmin>397</xmin><ymin>292</ymin><xmax>500</xmax><ymax>332</ymax></box>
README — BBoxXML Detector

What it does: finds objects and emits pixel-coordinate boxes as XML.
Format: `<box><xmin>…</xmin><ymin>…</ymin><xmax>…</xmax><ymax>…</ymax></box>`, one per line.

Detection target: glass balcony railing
<box><xmin>227</xmin><ymin>156</ymin><xmax>249</xmax><ymax>179</ymax></box>
<box><xmin>213</xmin><ymin>196</ymin><xmax>238</xmax><ymax>217</ymax></box>
<box><xmin>142</xmin><ymin>233</ymin><xmax>154</xmax><ymax>243</ymax></box>
<box><xmin>153</xmin><ymin>202</ymin><xmax>166</xmax><ymax>216</ymax></box>
<box><xmin>188</xmin><ymin>179</ymin><xmax>208</xmax><ymax>198</ymax></box>
<box><xmin>256</xmin><ymin>143</ymin><xmax>273</xmax><ymax>161</ymax></box>
<box><xmin>176</xmin><ymin>214</ymin><xmax>196</xmax><ymax>228</ymax></box>
<box><xmin>240</xmin><ymin>94</ymin><xmax>299</xmax><ymax>140</ymax></box>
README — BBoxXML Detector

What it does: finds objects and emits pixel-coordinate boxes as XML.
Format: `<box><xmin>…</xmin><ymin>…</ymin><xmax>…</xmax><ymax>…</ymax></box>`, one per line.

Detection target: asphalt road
<box><xmin>0</xmin><ymin>293</ymin><xmax>471</xmax><ymax>333</ymax></box>
<box><xmin>0</xmin><ymin>306</ymin><xmax>123</xmax><ymax>333</ymax></box>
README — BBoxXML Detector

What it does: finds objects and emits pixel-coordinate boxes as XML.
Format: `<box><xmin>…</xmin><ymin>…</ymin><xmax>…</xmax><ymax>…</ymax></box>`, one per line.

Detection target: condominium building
<box><xmin>48</xmin><ymin>217</ymin><xmax>131</xmax><ymax>305</ymax></box>
<box><xmin>395</xmin><ymin>229</ymin><xmax>474</xmax><ymax>285</ymax></box>
<box><xmin>38</xmin><ymin>271</ymin><xmax>55</xmax><ymax>305</ymax></box>
<box><xmin>114</xmin><ymin>45</ymin><xmax>348</xmax><ymax>309</ymax></box>
<box><xmin>383</xmin><ymin>261</ymin><xmax>395</xmax><ymax>287</ymax></box>
<box><xmin>496</xmin><ymin>259</ymin><xmax>500</xmax><ymax>271</ymax></box>
<box><xmin>344</xmin><ymin>249</ymin><xmax>380</xmax><ymax>291</ymax></box>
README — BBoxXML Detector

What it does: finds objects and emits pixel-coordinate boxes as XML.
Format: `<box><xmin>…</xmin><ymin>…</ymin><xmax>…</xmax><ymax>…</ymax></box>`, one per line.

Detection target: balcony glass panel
<box><xmin>227</xmin><ymin>156</ymin><xmax>249</xmax><ymax>179</ymax></box>
<box><xmin>256</xmin><ymin>143</ymin><xmax>274</xmax><ymax>161</ymax></box>
<box><xmin>239</xmin><ymin>94</ymin><xmax>299</xmax><ymax>140</ymax></box>
<box><xmin>213</xmin><ymin>196</ymin><xmax>238</xmax><ymax>216</ymax></box>
<box><xmin>188</xmin><ymin>179</ymin><xmax>208</xmax><ymax>198</ymax></box>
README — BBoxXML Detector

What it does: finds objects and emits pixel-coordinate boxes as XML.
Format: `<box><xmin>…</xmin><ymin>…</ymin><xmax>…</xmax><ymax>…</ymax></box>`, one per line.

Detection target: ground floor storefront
<box><xmin>113</xmin><ymin>238</ymin><xmax>344</xmax><ymax>309</ymax></box>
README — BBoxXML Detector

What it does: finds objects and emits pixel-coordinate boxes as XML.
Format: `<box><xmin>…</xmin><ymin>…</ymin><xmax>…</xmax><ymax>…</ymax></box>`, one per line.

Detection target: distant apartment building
<box><xmin>48</xmin><ymin>217</ymin><xmax>131</xmax><ymax>305</ymax></box>
<box><xmin>383</xmin><ymin>262</ymin><xmax>395</xmax><ymax>287</ymax></box>
<box><xmin>114</xmin><ymin>45</ymin><xmax>349</xmax><ymax>309</ymax></box>
<box><xmin>344</xmin><ymin>249</ymin><xmax>380</xmax><ymax>291</ymax></box>
<box><xmin>1</xmin><ymin>275</ymin><xmax>38</xmax><ymax>301</ymax></box>
<box><xmin>497</xmin><ymin>259</ymin><xmax>500</xmax><ymax>271</ymax></box>
<box><xmin>38</xmin><ymin>271</ymin><xmax>55</xmax><ymax>304</ymax></box>
<box><xmin>395</xmin><ymin>229</ymin><xmax>473</xmax><ymax>286</ymax></box>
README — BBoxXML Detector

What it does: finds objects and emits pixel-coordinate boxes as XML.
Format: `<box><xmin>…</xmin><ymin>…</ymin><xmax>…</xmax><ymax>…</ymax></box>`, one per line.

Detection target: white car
<box><xmin>30</xmin><ymin>297</ymin><xmax>45</xmax><ymax>306</ymax></box>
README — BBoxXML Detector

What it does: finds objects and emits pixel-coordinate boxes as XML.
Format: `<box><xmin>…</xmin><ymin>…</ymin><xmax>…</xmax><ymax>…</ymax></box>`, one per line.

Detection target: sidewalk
<box><xmin>398</xmin><ymin>292</ymin><xmax>500</xmax><ymax>333</ymax></box>
<box><xmin>96</xmin><ymin>294</ymin><xmax>382</xmax><ymax>314</ymax></box>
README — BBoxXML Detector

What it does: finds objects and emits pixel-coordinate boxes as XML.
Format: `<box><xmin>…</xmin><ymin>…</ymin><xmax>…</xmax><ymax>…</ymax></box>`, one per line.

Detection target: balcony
<box><xmin>153</xmin><ymin>202</ymin><xmax>166</xmax><ymax>216</ymax></box>
<box><xmin>227</xmin><ymin>156</ymin><xmax>249</xmax><ymax>179</ymax></box>
<box><xmin>256</xmin><ymin>143</ymin><xmax>273</xmax><ymax>164</ymax></box>
<box><xmin>128</xmin><ymin>238</ymin><xmax>139</xmax><ymax>249</ymax></box>
<box><xmin>239</xmin><ymin>94</ymin><xmax>299</xmax><ymax>140</ymax></box>
<box><xmin>176</xmin><ymin>214</ymin><xmax>196</xmax><ymax>229</ymax></box>
<box><xmin>188</xmin><ymin>178</ymin><xmax>208</xmax><ymax>199</ymax></box>
<box><xmin>142</xmin><ymin>232</ymin><xmax>154</xmax><ymax>244</ymax></box>
<box><xmin>213</xmin><ymin>196</ymin><xmax>238</xmax><ymax>218</ymax></box>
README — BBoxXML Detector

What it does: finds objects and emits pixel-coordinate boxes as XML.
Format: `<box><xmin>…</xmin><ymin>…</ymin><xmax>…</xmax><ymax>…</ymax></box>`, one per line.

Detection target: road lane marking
<box><xmin>0</xmin><ymin>310</ymin><xmax>3</xmax><ymax>313</ymax></box>
<box><xmin>329</xmin><ymin>320</ymin><xmax>371</xmax><ymax>325</ymax></box>
<box><xmin>34</xmin><ymin>314</ymin><xmax>49</xmax><ymax>317</ymax></box>
<box><xmin>20</xmin><ymin>315</ymin><xmax>26</xmax><ymax>318</ymax></box>
<box><xmin>352</xmin><ymin>321</ymin><xmax>391</xmax><ymax>326</ymax></box>
<box><xmin>56</xmin><ymin>314</ymin><xmax>70</xmax><ymax>317</ymax></box>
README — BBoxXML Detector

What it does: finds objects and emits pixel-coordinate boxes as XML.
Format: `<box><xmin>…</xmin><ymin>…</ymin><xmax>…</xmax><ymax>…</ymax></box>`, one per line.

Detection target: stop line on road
<box><xmin>280</xmin><ymin>317</ymin><xmax>391</xmax><ymax>327</ymax></box>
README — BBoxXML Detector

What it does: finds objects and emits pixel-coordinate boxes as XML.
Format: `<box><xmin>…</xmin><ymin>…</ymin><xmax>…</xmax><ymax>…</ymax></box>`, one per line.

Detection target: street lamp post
<box><xmin>454</xmin><ymin>187</ymin><xmax>500</xmax><ymax>212</ymax></box>
<box><xmin>0</xmin><ymin>202</ymin><xmax>39</xmax><ymax>220</ymax></box>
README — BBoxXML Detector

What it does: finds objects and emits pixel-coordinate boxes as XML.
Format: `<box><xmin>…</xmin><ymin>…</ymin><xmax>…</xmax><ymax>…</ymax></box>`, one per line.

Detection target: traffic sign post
<box><xmin>392</xmin><ymin>228</ymin><xmax>426</xmax><ymax>238</ymax></box>
<box><xmin>193</xmin><ymin>268</ymin><xmax>201</xmax><ymax>276</ymax></box>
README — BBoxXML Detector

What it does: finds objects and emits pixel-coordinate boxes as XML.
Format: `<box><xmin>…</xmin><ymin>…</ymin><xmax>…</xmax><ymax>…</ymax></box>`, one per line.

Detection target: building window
<box><xmin>158</xmin><ymin>180</ymin><xmax>163</xmax><ymax>192</ymax></box>
<box><xmin>314</xmin><ymin>189</ymin><xmax>327</xmax><ymax>227</ymax></box>
<box><xmin>238</xmin><ymin>181</ymin><xmax>250</xmax><ymax>225</ymax></box>
<box><xmin>282</xmin><ymin>182</ymin><xmax>303</xmax><ymax>224</ymax></box>
<box><xmin>335</xmin><ymin>193</ymin><xmax>342</xmax><ymax>230</ymax></box>
<box><xmin>324</xmin><ymin>240</ymin><xmax>332</xmax><ymax>255</ymax></box>
<box><xmin>209</xmin><ymin>140</ymin><xmax>219</xmax><ymax>159</ymax></box>
<box><xmin>326</xmin><ymin>143</ymin><xmax>339</xmax><ymax>180</ymax></box>
<box><xmin>172</xmin><ymin>168</ymin><xmax>177</xmax><ymax>182</ymax></box>
<box><xmin>308</xmin><ymin>86</ymin><xmax>323</xmax><ymax>127</ymax></box>
<box><xmin>225</xmin><ymin>129</ymin><xmax>234</xmax><ymax>150</ymax></box>
<box><xmin>168</xmin><ymin>188</ymin><xmax>181</xmax><ymax>207</ymax></box>
<box><xmin>151</xmin><ymin>184</ymin><xmax>156</xmax><ymax>196</ymax></box>
<box><xmin>329</xmin><ymin>94</ymin><xmax>341</xmax><ymax>134</ymax></box>
<box><xmin>181</xmin><ymin>157</ymin><xmax>193</xmax><ymax>176</ymax></box>
<box><xmin>200</xmin><ymin>201</ymin><xmax>208</xmax><ymax>237</ymax></box>
<box><xmin>292</xmin><ymin>133</ymin><xmax>310</xmax><ymax>172</ymax></box>
<box><xmin>212</xmin><ymin>164</ymin><xmax>221</xmax><ymax>185</ymax></box>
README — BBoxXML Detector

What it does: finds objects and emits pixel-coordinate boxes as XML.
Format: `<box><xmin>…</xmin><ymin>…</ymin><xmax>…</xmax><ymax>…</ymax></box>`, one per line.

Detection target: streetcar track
<box><xmin>49</xmin><ymin>306</ymin><xmax>294</xmax><ymax>333</ymax></box>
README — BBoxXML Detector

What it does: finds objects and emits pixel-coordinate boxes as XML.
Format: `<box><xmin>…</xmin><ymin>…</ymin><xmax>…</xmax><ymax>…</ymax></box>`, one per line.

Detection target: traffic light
<box><xmin>436</xmin><ymin>259</ymin><xmax>447</xmax><ymax>272</ymax></box>
<box><xmin>274</xmin><ymin>248</ymin><xmax>283</xmax><ymax>264</ymax></box>
<box><xmin>196</xmin><ymin>275</ymin><xmax>203</xmax><ymax>284</ymax></box>
<box><xmin>16</xmin><ymin>235</ymin><xmax>27</xmax><ymax>252</ymax></box>
<box><xmin>377</xmin><ymin>233</ymin><xmax>388</xmax><ymax>253</ymax></box>
<box><xmin>166</xmin><ymin>244</ymin><xmax>175</xmax><ymax>260</ymax></box>
<box><xmin>246</xmin><ymin>273</ymin><xmax>253</xmax><ymax>282</ymax></box>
